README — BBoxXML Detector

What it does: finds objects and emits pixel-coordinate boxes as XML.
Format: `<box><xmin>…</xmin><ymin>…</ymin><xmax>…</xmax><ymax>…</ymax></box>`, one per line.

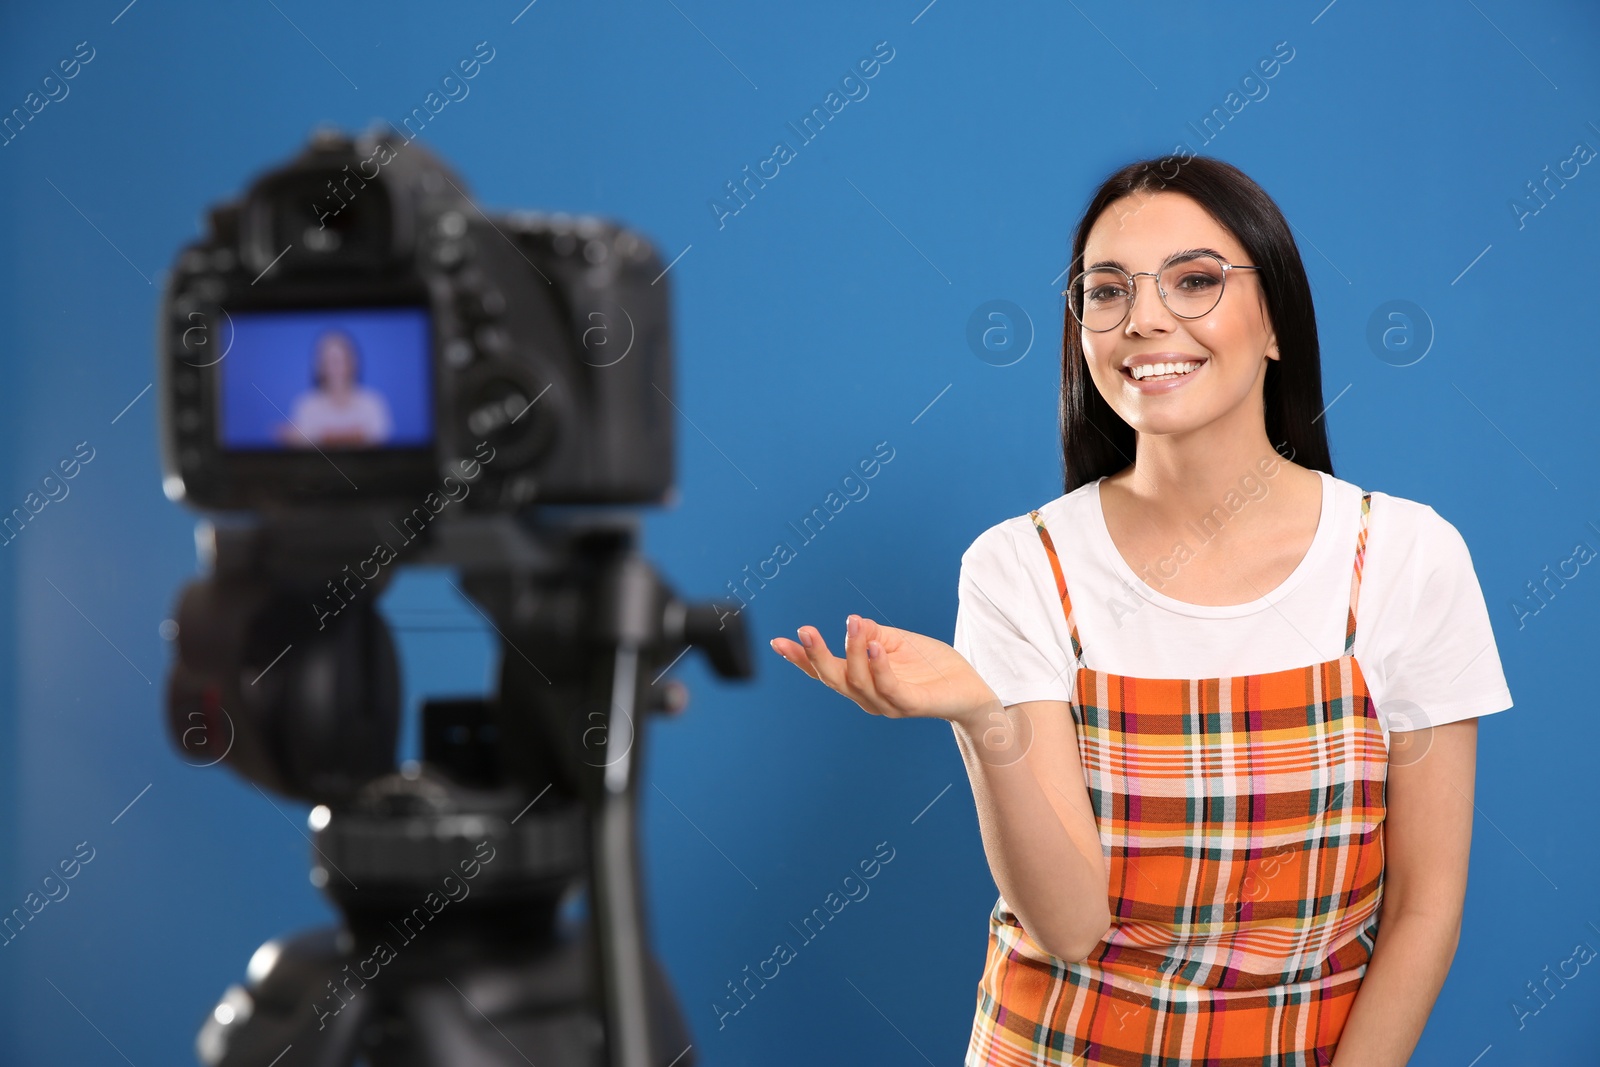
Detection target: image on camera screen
<box><xmin>217</xmin><ymin>306</ymin><xmax>434</xmax><ymax>451</ymax></box>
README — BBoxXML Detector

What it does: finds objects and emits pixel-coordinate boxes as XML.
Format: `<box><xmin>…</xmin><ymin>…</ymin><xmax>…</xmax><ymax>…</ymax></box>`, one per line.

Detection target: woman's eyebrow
<box><xmin>1084</xmin><ymin>246</ymin><xmax>1229</xmax><ymax>271</ymax></box>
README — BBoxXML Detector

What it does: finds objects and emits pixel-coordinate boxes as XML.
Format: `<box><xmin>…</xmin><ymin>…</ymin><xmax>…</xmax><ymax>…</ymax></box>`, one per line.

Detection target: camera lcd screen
<box><xmin>217</xmin><ymin>306</ymin><xmax>433</xmax><ymax>451</ymax></box>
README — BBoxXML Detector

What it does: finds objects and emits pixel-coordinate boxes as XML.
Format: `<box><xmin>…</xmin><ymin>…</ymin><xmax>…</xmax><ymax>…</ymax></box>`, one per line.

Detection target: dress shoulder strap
<box><xmin>1344</xmin><ymin>492</ymin><xmax>1374</xmax><ymax>656</ymax></box>
<box><xmin>1029</xmin><ymin>509</ymin><xmax>1084</xmax><ymax>665</ymax></box>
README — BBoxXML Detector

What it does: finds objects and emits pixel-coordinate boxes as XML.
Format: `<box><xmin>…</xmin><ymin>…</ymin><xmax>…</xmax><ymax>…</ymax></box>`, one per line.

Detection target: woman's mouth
<box><xmin>1120</xmin><ymin>358</ymin><xmax>1206</xmax><ymax>390</ymax></box>
<box><xmin>1125</xmin><ymin>360</ymin><xmax>1201</xmax><ymax>381</ymax></box>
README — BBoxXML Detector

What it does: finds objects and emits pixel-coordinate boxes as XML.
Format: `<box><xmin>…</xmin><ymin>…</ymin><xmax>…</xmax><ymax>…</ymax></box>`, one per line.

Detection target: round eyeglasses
<box><xmin>1064</xmin><ymin>252</ymin><xmax>1262</xmax><ymax>333</ymax></box>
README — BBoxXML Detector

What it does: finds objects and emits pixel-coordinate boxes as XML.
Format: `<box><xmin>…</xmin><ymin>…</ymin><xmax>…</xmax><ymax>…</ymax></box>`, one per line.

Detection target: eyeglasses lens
<box><xmin>1070</xmin><ymin>255</ymin><xmax>1229</xmax><ymax>331</ymax></box>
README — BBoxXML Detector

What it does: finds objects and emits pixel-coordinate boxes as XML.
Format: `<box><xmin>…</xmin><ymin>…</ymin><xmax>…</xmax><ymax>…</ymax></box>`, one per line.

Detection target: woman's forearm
<box><xmin>1330</xmin><ymin>909</ymin><xmax>1461</xmax><ymax>1066</ymax></box>
<box><xmin>951</xmin><ymin>703</ymin><xmax>1111</xmax><ymax>962</ymax></box>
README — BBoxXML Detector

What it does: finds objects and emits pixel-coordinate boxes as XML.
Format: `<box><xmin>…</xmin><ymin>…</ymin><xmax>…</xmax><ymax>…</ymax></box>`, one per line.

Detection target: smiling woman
<box><xmin>769</xmin><ymin>154</ymin><xmax>1513</xmax><ymax>1067</ymax></box>
<box><xmin>951</xmin><ymin>156</ymin><xmax>1513</xmax><ymax>1066</ymax></box>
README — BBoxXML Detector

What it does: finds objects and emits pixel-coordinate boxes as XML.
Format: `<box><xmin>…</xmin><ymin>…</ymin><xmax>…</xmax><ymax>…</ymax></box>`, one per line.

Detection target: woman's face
<box><xmin>1077</xmin><ymin>191</ymin><xmax>1277</xmax><ymax>441</ymax></box>
<box><xmin>318</xmin><ymin>335</ymin><xmax>357</xmax><ymax>390</ymax></box>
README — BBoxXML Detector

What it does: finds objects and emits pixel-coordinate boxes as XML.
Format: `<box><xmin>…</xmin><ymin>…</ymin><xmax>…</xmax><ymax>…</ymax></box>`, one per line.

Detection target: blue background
<box><xmin>2</xmin><ymin>2</ymin><xmax>1598</xmax><ymax>1065</ymax></box>
<box><xmin>218</xmin><ymin>307</ymin><xmax>434</xmax><ymax>449</ymax></box>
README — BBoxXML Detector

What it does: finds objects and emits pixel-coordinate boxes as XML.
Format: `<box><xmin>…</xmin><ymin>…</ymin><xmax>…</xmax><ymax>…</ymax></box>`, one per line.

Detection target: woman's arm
<box><xmin>772</xmin><ymin>616</ymin><xmax>1111</xmax><ymax>963</ymax></box>
<box><xmin>949</xmin><ymin>697</ymin><xmax>1113</xmax><ymax>962</ymax></box>
<box><xmin>1331</xmin><ymin>717</ymin><xmax>1478</xmax><ymax>1065</ymax></box>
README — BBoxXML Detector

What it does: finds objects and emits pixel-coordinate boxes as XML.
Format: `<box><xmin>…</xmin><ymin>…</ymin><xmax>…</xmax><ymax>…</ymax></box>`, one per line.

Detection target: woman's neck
<box><xmin>1103</xmin><ymin>442</ymin><xmax>1314</xmax><ymax>536</ymax></box>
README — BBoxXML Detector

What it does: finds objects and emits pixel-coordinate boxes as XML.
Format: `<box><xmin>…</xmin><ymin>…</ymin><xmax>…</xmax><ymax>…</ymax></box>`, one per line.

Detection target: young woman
<box><xmin>279</xmin><ymin>328</ymin><xmax>395</xmax><ymax>448</ymax></box>
<box><xmin>768</xmin><ymin>156</ymin><xmax>1513</xmax><ymax>1065</ymax></box>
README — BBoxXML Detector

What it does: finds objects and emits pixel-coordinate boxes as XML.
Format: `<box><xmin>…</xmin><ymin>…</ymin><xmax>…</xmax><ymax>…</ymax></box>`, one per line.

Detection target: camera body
<box><xmin>158</xmin><ymin>126</ymin><xmax>675</xmax><ymax>514</ymax></box>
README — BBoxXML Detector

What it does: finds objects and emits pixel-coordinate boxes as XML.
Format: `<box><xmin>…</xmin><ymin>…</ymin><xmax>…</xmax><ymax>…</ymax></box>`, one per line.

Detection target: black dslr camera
<box><xmin>159</xmin><ymin>127</ymin><xmax>750</xmax><ymax>1067</ymax></box>
<box><xmin>158</xmin><ymin>124</ymin><xmax>672</xmax><ymax>512</ymax></box>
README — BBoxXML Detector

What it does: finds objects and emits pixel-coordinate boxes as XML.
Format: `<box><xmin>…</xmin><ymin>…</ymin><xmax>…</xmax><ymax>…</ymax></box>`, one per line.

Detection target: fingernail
<box><xmin>847</xmin><ymin>615</ymin><xmax>858</xmax><ymax>638</ymax></box>
<box><xmin>797</xmin><ymin>628</ymin><xmax>812</xmax><ymax>648</ymax></box>
<box><xmin>769</xmin><ymin>639</ymin><xmax>783</xmax><ymax>656</ymax></box>
<box><xmin>867</xmin><ymin>640</ymin><xmax>879</xmax><ymax>660</ymax></box>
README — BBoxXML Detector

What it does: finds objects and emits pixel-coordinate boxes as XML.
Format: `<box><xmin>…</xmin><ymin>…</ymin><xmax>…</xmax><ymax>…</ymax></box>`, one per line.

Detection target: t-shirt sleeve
<box><xmin>952</xmin><ymin>524</ymin><xmax>1076</xmax><ymax>708</ymax></box>
<box><xmin>1376</xmin><ymin>507</ymin><xmax>1514</xmax><ymax>732</ymax></box>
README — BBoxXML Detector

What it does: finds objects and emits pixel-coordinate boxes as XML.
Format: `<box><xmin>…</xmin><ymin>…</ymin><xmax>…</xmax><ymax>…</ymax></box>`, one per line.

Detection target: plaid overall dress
<box><xmin>966</xmin><ymin>493</ymin><xmax>1386</xmax><ymax>1066</ymax></box>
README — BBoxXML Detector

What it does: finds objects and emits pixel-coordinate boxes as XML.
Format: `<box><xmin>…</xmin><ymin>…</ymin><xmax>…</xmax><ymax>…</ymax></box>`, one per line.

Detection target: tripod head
<box><xmin>171</xmin><ymin>509</ymin><xmax>751</xmax><ymax>1066</ymax></box>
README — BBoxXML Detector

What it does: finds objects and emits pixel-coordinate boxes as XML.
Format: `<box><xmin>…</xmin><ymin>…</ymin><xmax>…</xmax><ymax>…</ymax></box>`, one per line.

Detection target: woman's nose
<box><xmin>1124</xmin><ymin>273</ymin><xmax>1175</xmax><ymax>334</ymax></box>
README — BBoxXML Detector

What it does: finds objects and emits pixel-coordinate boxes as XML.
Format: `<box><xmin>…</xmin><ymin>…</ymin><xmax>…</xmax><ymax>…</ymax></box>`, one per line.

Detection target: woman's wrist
<box><xmin>949</xmin><ymin>692</ymin><xmax>1039</xmax><ymax>769</ymax></box>
<box><xmin>947</xmin><ymin>689</ymin><xmax>1003</xmax><ymax>733</ymax></box>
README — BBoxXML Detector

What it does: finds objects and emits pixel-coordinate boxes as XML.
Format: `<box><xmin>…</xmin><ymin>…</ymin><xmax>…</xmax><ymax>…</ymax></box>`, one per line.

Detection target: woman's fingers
<box><xmin>843</xmin><ymin>614</ymin><xmax>875</xmax><ymax>695</ymax></box>
<box><xmin>796</xmin><ymin>624</ymin><xmax>846</xmax><ymax>692</ymax></box>
<box><xmin>856</xmin><ymin>617</ymin><xmax>919</xmax><ymax>717</ymax></box>
<box><xmin>795</xmin><ymin>623</ymin><xmax>874</xmax><ymax>708</ymax></box>
<box><xmin>838</xmin><ymin>616</ymin><xmax>903</xmax><ymax>717</ymax></box>
<box><xmin>863</xmin><ymin>624</ymin><xmax>913</xmax><ymax>714</ymax></box>
<box><xmin>775</xmin><ymin>619</ymin><xmax>911</xmax><ymax>718</ymax></box>
<box><xmin>769</xmin><ymin>636</ymin><xmax>820</xmax><ymax>680</ymax></box>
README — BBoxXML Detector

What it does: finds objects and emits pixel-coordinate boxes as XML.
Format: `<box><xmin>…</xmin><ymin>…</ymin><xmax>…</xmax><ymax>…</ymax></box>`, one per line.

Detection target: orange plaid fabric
<box><xmin>966</xmin><ymin>494</ymin><xmax>1386</xmax><ymax>1065</ymax></box>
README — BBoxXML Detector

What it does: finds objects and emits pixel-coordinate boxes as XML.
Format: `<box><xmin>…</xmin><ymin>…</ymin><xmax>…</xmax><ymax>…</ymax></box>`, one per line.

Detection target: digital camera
<box><xmin>157</xmin><ymin>125</ymin><xmax>675</xmax><ymax>514</ymax></box>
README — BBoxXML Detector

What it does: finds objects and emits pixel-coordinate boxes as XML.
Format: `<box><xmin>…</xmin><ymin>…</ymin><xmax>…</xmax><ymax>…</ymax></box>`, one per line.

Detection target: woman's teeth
<box><xmin>1129</xmin><ymin>361</ymin><xmax>1201</xmax><ymax>381</ymax></box>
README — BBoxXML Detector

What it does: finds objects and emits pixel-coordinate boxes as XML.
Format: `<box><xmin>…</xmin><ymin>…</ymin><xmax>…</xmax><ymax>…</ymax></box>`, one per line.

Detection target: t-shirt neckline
<box><xmin>1086</xmin><ymin>468</ymin><xmax>1338</xmax><ymax>620</ymax></box>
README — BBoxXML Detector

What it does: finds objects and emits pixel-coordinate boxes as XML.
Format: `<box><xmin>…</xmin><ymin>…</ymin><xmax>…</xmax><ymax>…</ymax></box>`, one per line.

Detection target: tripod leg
<box><xmin>590</xmin><ymin>644</ymin><xmax>658</xmax><ymax>1067</ymax></box>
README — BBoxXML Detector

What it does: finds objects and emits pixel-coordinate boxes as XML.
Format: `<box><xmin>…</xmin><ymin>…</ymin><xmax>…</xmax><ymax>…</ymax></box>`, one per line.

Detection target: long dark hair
<box><xmin>1059</xmin><ymin>155</ymin><xmax>1333</xmax><ymax>495</ymax></box>
<box><xmin>312</xmin><ymin>328</ymin><xmax>363</xmax><ymax>389</ymax></box>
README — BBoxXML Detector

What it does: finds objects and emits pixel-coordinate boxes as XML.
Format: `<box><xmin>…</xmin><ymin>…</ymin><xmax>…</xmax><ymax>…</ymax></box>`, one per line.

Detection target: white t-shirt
<box><xmin>289</xmin><ymin>387</ymin><xmax>394</xmax><ymax>445</ymax></box>
<box><xmin>952</xmin><ymin>470</ymin><xmax>1513</xmax><ymax>750</ymax></box>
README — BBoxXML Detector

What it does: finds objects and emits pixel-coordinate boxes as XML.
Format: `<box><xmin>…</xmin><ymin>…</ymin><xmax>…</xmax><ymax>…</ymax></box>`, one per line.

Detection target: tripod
<box><xmin>169</xmin><ymin>509</ymin><xmax>752</xmax><ymax>1067</ymax></box>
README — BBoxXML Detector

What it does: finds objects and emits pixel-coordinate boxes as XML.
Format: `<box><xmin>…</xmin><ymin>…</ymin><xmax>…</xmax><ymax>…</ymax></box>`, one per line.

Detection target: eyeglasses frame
<box><xmin>1063</xmin><ymin>253</ymin><xmax>1263</xmax><ymax>333</ymax></box>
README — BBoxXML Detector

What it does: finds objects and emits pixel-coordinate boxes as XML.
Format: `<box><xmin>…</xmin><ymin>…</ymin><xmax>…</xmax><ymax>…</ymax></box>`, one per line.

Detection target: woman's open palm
<box><xmin>770</xmin><ymin>614</ymin><xmax>995</xmax><ymax>726</ymax></box>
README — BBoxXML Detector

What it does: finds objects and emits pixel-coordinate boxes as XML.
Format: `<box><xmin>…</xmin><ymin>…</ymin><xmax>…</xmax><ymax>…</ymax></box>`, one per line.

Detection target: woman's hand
<box><xmin>770</xmin><ymin>614</ymin><xmax>998</xmax><ymax>729</ymax></box>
